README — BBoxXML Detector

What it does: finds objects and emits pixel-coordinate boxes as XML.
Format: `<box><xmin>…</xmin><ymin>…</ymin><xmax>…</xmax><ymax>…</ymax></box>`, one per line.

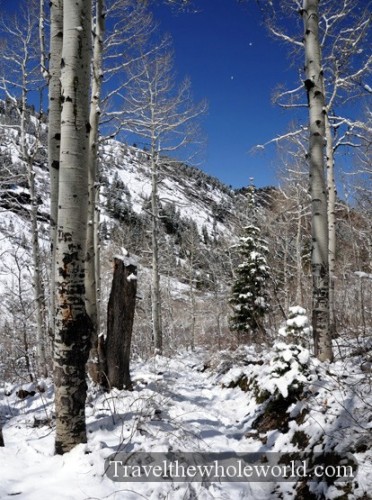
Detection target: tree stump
<box><xmin>105</xmin><ymin>256</ymin><xmax>137</xmax><ymax>390</ymax></box>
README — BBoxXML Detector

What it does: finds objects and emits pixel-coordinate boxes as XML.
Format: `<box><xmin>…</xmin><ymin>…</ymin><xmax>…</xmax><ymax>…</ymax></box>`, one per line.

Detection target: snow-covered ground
<box><xmin>1</xmin><ymin>346</ymin><xmax>371</xmax><ymax>499</ymax></box>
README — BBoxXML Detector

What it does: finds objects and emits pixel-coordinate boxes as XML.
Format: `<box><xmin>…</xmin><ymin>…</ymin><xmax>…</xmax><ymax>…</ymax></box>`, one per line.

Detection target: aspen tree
<box><xmin>86</xmin><ymin>0</ymin><xmax>104</xmax><ymax>384</ymax></box>
<box><xmin>302</xmin><ymin>0</ymin><xmax>333</xmax><ymax>361</ymax></box>
<box><xmin>53</xmin><ymin>0</ymin><xmax>92</xmax><ymax>454</ymax></box>
<box><xmin>86</xmin><ymin>0</ymin><xmax>154</xmax><ymax>382</ymax></box>
<box><xmin>47</xmin><ymin>0</ymin><xmax>63</xmax><ymax>340</ymax></box>
<box><xmin>123</xmin><ymin>43</ymin><xmax>205</xmax><ymax>354</ymax></box>
<box><xmin>259</xmin><ymin>0</ymin><xmax>370</xmax><ymax>342</ymax></box>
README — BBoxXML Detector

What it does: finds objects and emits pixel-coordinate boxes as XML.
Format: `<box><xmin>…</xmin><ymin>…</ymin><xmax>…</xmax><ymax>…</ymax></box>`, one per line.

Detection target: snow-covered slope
<box><xmin>100</xmin><ymin>138</ymin><xmax>239</xmax><ymax>238</ymax></box>
<box><xmin>0</xmin><ymin>112</ymin><xmax>244</xmax><ymax>374</ymax></box>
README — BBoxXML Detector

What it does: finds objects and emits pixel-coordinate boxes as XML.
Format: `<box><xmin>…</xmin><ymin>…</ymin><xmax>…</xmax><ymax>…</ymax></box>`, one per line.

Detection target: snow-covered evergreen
<box><xmin>229</xmin><ymin>186</ymin><xmax>270</xmax><ymax>339</ymax></box>
<box><xmin>279</xmin><ymin>306</ymin><xmax>312</xmax><ymax>349</ymax></box>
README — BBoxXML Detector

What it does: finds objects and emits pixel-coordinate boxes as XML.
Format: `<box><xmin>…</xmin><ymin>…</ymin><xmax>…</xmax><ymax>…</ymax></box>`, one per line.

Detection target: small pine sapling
<box><xmin>279</xmin><ymin>306</ymin><xmax>312</xmax><ymax>350</ymax></box>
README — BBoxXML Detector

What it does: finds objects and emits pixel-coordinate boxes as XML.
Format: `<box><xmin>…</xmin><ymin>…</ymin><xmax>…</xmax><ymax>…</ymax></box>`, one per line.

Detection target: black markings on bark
<box><xmin>62</xmin><ymin>251</ymin><xmax>79</xmax><ymax>266</ymax></box>
<box><xmin>73</xmin><ymin>76</ymin><xmax>79</xmax><ymax>126</ymax></box>
<box><xmin>304</xmin><ymin>79</ymin><xmax>315</xmax><ymax>92</ymax></box>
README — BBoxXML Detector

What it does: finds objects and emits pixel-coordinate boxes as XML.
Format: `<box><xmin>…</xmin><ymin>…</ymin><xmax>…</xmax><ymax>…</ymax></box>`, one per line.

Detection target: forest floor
<box><xmin>0</xmin><ymin>346</ymin><xmax>371</xmax><ymax>499</ymax></box>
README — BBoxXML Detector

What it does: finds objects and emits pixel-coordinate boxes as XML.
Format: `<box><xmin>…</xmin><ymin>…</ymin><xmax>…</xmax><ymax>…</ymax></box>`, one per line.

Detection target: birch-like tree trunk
<box><xmin>150</xmin><ymin>146</ymin><xmax>163</xmax><ymax>354</ymax></box>
<box><xmin>302</xmin><ymin>0</ymin><xmax>333</xmax><ymax>361</ymax></box>
<box><xmin>325</xmin><ymin>115</ymin><xmax>336</xmax><ymax>335</ymax></box>
<box><xmin>295</xmin><ymin>203</ymin><xmax>304</xmax><ymax>306</ymax></box>
<box><xmin>86</xmin><ymin>0</ymin><xmax>104</xmax><ymax>383</ymax></box>
<box><xmin>48</xmin><ymin>0</ymin><xmax>63</xmax><ymax>340</ymax></box>
<box><xmin>19</xmin><ymin>46</ymin><xmax>47</xmax><ymax>379</ymax></box>
<box><xmin>24</xmin><ymin>145</ymin><xmax>48</xmax><ymax>378</ymax></box>
<box><xmin>54</xmin><ymin>0</ymin><xmax>92</xmax><ymax>454</ymax></box>
<box><xmin>0</xmin><ymin>424</ymin><xmax>4</xmax><ymax>447</ymax></box>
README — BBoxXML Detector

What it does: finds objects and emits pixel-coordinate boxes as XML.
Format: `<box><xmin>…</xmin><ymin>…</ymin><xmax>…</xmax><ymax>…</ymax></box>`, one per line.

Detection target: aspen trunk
<box><xmin>27</xmin><ymin>157</ymin><xmax>48</xmax><ymax>377</ymax></box>
<box><xmin>105</xmin><ymin>257</ymin><xmax>137</xmax><ymax>390</ymax></box>
<box><xmin>18</xmin><ymin>42</ymin><xmax>47</xmax><ymax>377</ymax></box>
<box><xmin>189</xmin><ymin>256</ymin><xmax>196</xmax><ymax>351</ymax></box>
<box><xmin>48</xmin><ymin>0</ymin><xmax>63</xmax><ymax>341</ymax></box>
<box><xmin>325</xmin><ymin>115</ymin><xmax>337</xmax><ymax>336</ymax></box>
<box><xmin>0</xmin><ymin>424</ymin><xmax>4</xmax><ymax>447</ymax></box>
<box><xmin>86</xmin><ymin>0</ymin><xmax>105</xmax><ymax>384</ymax></box>
<box><xmin>54</xmin><ymin>0</ymin><xmax>92</xmax><ymax>455</ymax></box>
<box><xmin>283</xmin><ymin>228</ymin><xmax>289</xmax><ymax>312</ymax></box>
<box><xmin>295</xmin><ymin>205</ymin><xmax>304</xmax><ymax>306</ymax></box>
<box><xmin>23</xmin><ymin>110</ymin><xmax>47</xmax><ymax>379</ymax></box>
<box><xmin>151</xmin><ymin>148</ymin><xmax>162</xmax><ymax>354</ymax></box>
<box><xmin>302</xmin><ymin>0</ymin><xmax>333</xmax><ymax>361</ymax></box>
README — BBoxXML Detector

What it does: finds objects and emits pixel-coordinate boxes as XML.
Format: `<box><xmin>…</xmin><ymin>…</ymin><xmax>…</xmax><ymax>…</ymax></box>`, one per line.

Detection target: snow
<box><xmin>288</xmin><ymin>306</ymin><xmax>306</xmax><ymax>316</ymax></box>
<box><xmin>1</xmin><ymin>347</ymin><xmax>371</xmax><ymax>499</ymax></box>
<box><xmin>113</xmin><ymin>254</ymin><xmax>138</xmax><ymax>268</ymax></box>
<box><xmin>354</xmin><ymin>271</ymin><xmax>372</xmax><ymax>280</ymax></box>
<box><xmin>0</xmin><ymin>351</ymin><xmax>271</xmax><ymax>499</ymax></box>
<box><xmin>286</xmin><ymin>315</ymin><xmax>309</xmax><ymax>328</ymax></box>
<box><xmin>100</xmin><ymin>139</ymin><xmax>236</xmax><ymax>238</ymax></box>
<box><xmin>0</xmin><ymin>111</ymin><xmax>371</xmax><ymax>499</ymax></box>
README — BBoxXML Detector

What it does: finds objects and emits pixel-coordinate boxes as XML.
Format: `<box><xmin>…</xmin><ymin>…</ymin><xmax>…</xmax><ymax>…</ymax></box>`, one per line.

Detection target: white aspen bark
<box><xmin>48</xmin><ymin>0</ymin><xmax>63</xmax><ymax>340</ymax></box>
<box><xmin>18</xmin><ymin>14</ymin><xmax>48</xmax><ymax>378</ymax></box>
<box><xmin>54</xmin><ymin>0</ymin><xmax>92</xmax><ymax>454</ymax></box>
<box><xmin>27</xmin><ymin>163</ymin><xmax>48</xmax><ymax>377</ymax></box>
<box><xmin>94</xmin><ymin>185</ymin><xmax>101</xmax><ymax>333</ymax></box>
<box><xmin>39</xmin><ymin>0</ymin><xmax>48</xmax><ymax>77</ymax></box>
<box><xmin>318</xmin><ymin>40</ymin><xmax>337</xmax><ymax>336</ymax></box>
<box><xmin>325</xmin><ymin>114</ymin><xmax>337</xmax><ymax>335</ymax></box>
<box><xmin>151</xmin><ymin>146</ymin><xmax>162</xmax><ymax>354</ymax></box>
<box><xmin>283</xmin><ymin>227</ymin><xmax>289</xmax><ymax>312</ymax></box>
<box><xmin>302</xmin><ymin>0</ymin><xmax>333</xmax><ymax>361</ymax></box>
<box><xmin>189</xmin><ymin>247</ymin><xmax>196</xmax><ymax>351</ymax></box>
<box><xmin>86</xmin><ymin>0</ymin><xmax>104</xmax><ymax>383</ymax></box>
<box><xmin>295</xmin><ymin>204</ymin><xmax>304</xmax><ymax>305</ymax></box>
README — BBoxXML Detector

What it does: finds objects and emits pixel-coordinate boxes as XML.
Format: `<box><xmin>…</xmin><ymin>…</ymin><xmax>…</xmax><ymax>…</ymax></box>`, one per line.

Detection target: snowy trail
<box><xmin>5</xmin><ymin>348</ymin><xmax>371</xmax><ymax>499</ymax></box>
<box><xmin>0</xmin><ymin>351</ymin><xmax>276</xmax><ymax>499</ymax></box>
<box><xmin>148</xmin><ymin>356</ymin><xmax>251</xmax><ymax>450</ymax></box>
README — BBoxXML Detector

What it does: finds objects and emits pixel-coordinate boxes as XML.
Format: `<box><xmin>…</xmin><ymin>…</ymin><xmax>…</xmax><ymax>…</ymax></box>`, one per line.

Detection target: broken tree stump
<box><xmin>105</xmin><ymin>255</ymin><xmax>137</xmax><ymax>390</ymax></box>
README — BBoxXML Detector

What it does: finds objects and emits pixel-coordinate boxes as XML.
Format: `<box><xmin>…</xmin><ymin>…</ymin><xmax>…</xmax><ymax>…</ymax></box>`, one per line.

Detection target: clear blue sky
<box><xmin>1</xmin><ymin>0</ymin><xmax>303</xmax><ymax>190</ymax></box>
<box><xmin>151</xmin><ymin>0</ymin><xmax>302</xmax><ymax>189</ymax></box>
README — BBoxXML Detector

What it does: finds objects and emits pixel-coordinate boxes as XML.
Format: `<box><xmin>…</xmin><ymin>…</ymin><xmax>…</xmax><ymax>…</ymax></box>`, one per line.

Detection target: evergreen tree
<box><xmin>230</xmin><ymin>186</ymin><xmax>270</xmax><ymax>341</ymax></box>
<box><xmin>278</xmin><ymin>306</ymin><xmax>312</xmax><ymax>349</ymax></box>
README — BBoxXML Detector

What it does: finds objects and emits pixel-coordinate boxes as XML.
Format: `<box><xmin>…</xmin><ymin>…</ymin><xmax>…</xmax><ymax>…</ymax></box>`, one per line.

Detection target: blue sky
<box><xmin>1</xmin><ymin>0</ymin><xmax>304</xmax><ymax>189</ymax></box>
<box><xmin>151</xmin><ymin>0</ymin><xmax>302</xmax><ymax>188</ymax></box>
